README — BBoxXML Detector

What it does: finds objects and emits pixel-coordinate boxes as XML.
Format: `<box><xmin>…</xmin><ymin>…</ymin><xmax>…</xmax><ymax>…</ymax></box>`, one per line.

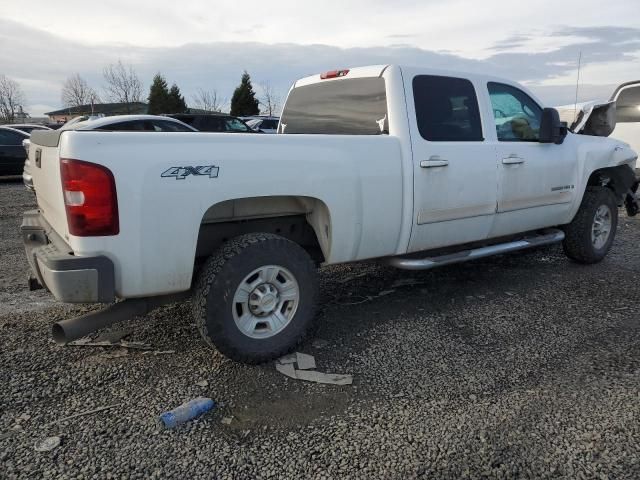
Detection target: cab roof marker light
<box><xmin>320</xmin><ymin>69</ymin><xmax>350</xmax><ymax>80</ymax></box>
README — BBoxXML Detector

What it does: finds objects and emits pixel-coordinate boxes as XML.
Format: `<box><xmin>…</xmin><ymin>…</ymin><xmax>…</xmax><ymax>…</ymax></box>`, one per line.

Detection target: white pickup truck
<box><xmin>22</xmin><ymin>65</ymin><xmax>639</xmax><ymax>363</ymax></box>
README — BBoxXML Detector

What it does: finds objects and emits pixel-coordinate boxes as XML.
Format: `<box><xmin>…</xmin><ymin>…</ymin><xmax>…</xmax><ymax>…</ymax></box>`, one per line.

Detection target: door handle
<box><xmin>420</xmin><ymin>156</ymin><xmax>449</xmax><ymax>168</ymax></box>
<box><xmin>502</xmin><ymin>154</ymin><xmax>525</xmax><ymax>165</ymax></box>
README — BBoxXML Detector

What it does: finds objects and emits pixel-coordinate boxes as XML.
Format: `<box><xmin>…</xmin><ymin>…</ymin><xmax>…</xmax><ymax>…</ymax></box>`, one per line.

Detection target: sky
<box><xmin>1</xmin><ymin>0</ymin><xmax>639</xmax><ymax>116</ymax></box>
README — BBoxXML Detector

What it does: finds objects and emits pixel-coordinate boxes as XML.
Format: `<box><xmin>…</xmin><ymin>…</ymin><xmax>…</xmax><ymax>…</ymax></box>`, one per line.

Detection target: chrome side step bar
<box><xmin>385</xmin><ymin>229</ymin><xmax>565</xmax><ymax>271</ymax></box>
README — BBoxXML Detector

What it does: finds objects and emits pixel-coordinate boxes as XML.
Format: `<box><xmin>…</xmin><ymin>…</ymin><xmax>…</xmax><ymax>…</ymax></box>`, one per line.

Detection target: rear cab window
<box><xmin>412</xmin><ymin>75</ymin><xmax>483</xmax><ymax>141</ymax></box>
<box><xmin>280</xmin><ymin>77</ymin><xmax>388</xmax><ymax>135</ymax></box>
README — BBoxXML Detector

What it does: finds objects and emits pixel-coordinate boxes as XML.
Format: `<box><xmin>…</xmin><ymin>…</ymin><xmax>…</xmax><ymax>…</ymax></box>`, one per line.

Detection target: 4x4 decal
<box><xmin>161</xmin><ymin>165</ymin><xmax>219</xmax><ymax>180</ymax></box>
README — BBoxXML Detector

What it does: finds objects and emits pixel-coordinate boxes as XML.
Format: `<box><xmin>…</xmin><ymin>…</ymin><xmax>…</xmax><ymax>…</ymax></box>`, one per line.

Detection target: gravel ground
<box><xmin>1</xmin><ymin>179</ymin><xmax>639</xmax><ymax>479</ymax></box>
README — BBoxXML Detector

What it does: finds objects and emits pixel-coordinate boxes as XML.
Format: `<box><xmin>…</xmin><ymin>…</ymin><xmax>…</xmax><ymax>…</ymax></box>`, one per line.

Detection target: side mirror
<box><xmin>539</xmin><ymin>107</ymin><xmax>568</xmax><ymax>144</ymax></box>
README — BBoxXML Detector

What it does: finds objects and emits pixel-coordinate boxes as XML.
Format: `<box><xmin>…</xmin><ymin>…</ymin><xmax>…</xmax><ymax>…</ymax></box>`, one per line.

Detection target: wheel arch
<box><xmin>586</xmin><ymin>164</ymin><xmax>637</xmax><ymax>204</ymax></box>
<box><xmin>195</xmin><ymin>195</ymin><xmax>332</xmax><ymax>264</ymax></box>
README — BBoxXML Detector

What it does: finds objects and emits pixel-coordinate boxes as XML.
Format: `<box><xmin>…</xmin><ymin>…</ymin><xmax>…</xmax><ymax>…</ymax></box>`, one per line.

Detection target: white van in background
<box><xmin>557</xmin><ymin>80</ymin><xmax>639</xmax><ymax>176</ymax></box>
<box><xmin>610</xmin><ymin>81</ymin><xmax>640</xmax><ymax>165</ymax></box>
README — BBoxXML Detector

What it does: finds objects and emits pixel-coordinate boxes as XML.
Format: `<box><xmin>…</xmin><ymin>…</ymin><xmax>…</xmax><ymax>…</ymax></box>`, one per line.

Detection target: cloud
<box><xmin>487</xmin><ymin>26</ymin><xmax>640</xmax><ymax>78</ymax></box>
<box><xmin>0</xmin><ymin>19</ymin><xmax>637</xmax><ymax>116</ymax></box>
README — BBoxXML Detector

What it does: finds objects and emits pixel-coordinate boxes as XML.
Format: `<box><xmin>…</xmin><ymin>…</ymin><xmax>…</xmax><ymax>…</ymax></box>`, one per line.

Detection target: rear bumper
<box><xmin>21</xmin><ymin>210</ymin><xmax>115</xmax><ymax>303</ymax></box>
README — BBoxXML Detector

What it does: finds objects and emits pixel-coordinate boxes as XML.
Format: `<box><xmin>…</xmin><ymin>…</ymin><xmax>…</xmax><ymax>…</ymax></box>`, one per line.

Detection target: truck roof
<box><xmin>292</xmin><ymin>64</ymin><xmax>544</xmax><ymax>107</ymax></box>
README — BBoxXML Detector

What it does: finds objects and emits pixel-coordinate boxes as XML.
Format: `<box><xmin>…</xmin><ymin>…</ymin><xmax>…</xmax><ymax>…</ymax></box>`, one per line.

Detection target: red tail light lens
<box><xmin>320</xmin><ymin>69</ymin><xmax>350</xmax><ymax>80</ymax></box>
<box><xmin>60</xmin><ymin>159</ymin><xmax>119</xmax><ymax>236</ymax></box>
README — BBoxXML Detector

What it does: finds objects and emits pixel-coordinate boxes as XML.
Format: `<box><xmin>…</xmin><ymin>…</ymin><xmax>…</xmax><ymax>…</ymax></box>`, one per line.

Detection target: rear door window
<box><xmin>280</xmin><ymin>77</ymin><xmax>388</xmax><ymax>135</ymax></box>
<box><xmin>413</xmin><ymin>75</ymin><xmax>483</xmax><ymax>142</ymax></box>
<box><xmin>616</xmin><ymin>85</ymin><xmax>640</xmax><ymax>122</ymax></box>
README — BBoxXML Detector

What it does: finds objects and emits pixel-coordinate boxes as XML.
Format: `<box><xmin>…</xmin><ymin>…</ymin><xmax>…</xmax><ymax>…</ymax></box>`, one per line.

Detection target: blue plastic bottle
<box><xmin>159</xmin><ymin>397</ymin><xmax>215</xmax><ymax>428</ymax></box>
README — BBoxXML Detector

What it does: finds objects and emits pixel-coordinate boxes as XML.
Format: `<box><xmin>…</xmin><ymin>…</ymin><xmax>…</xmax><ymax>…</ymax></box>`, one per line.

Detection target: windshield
<box><xmin>280</xmin><ymin>77</ymin><xmax>388</xmax><ymax>135</ymax></box>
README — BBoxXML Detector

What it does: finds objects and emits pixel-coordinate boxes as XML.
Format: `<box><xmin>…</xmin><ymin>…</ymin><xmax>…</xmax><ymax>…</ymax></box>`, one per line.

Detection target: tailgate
<box><xmin>28</xmin><ymin>130</ymin><xmax>69</xmax><ymax>238</ymax></box>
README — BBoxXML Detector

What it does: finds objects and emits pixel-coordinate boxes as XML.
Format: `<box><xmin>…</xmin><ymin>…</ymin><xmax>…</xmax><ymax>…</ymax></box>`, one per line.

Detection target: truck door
<box><xmin>486</xmin><ymin>82</ymin><xmax>577</xmax><ymax>237</ymax></box>
<box><xmin>406</xmin><ymin>73</ymin><xmax>498</xmax><ymax>252</ymax></box>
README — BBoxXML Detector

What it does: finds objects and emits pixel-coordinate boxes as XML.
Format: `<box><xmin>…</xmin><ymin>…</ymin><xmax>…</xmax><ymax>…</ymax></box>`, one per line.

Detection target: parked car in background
<box><xmin>60</xmin><ymin>115</ymin><xmax>197</xmax><ymax>132</ymax></box>
<box><xmin>6</xmin><ymin>124</ymin><xmax>52</xmax><ymax>134</ymax></box>
<box><xmin>23</xmin><ymin>115</ymin><xmax>196</xmax><ymax>190</ymax></box>
<box><xmin>0</xmin><ymin>126</ymin><xmax>30</xmax><ymax>176</ymax></box>
<box><xmin>245</xmin><ymin>116</ymin><xmax>280</xmax><ymax>134</ymax></box>
<box><xmin>63</xmin><ymin>115</ymin><xmax>106</xmax><ymax>127</ymax></box>
<box><xmin>168</xmin><ymin>114</ymin><xmax>256</xmax><ymax>133</ymax></box>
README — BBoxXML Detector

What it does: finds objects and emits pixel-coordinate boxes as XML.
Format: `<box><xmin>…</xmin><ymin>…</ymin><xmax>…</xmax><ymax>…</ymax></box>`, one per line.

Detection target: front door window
<box><xmin>488</xmin><ymin>82</ymin><xmax>543</xmax><ymax>141</ymax></box>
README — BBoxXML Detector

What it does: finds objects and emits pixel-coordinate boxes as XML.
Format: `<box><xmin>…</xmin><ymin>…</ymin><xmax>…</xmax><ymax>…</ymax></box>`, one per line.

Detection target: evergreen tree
<box><xmin>230</xmin><ymin>71</ymin><xmax>259</xmax><ymax>116</ymax></box>
<box><xmin>147</xmin><ymin>73</ymin><xmax>170</xmax><ymax>114</ymax></box>
<box><xmin>167</xmin><ymin>83</ymin><xmax>187</xmax><ymax>114</ymax></box>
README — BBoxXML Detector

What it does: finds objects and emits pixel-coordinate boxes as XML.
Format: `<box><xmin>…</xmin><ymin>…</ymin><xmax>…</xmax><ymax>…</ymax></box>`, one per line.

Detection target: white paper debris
<box><xmin>221</xmin><ymin>417</ymin><xmax>233</xmax><ymax>425</ymax></box>
<box><xmin>277</xmin><ymin>354</ymin><xmax>297</xmax><ymax>365</ymax></box>
<box><xmin>293</xmin><ymin>370</ymin><xmax>353</xmax><ymax>385</ymax></box>
<box><xmin>295</xmin><ymin>352</ymin><xmax>316</xmax><ymax>370</ymax></box>
<box><xmin>35</xmin><ymin>436</ymin><xmax>61</xmax><ymax>452</ymax></box>
<box><xmin>275</xmin><ymin>363</ymin><xmax>297</xmax><ymax>379</ymax></box>
<box><xmin>274</xmin><ymin>352</ymin><xmax>353</xmax><ymax>385</ymax></box>
<box><xmin>195</xmin><ymin>380</ymin><xmax>209</xmax><ymax>388</ymax></box>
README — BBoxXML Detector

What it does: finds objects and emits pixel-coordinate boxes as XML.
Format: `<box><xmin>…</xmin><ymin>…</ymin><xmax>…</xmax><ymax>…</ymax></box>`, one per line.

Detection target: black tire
<box><xmin>563</xmin><ymin>186</ymin><xmax>618</xmax><ymax>264</ymax></box>
<box><xmin>193</xmin><ymin>233</ymin><xmax>318</xmax><ymax>364</ymax></box>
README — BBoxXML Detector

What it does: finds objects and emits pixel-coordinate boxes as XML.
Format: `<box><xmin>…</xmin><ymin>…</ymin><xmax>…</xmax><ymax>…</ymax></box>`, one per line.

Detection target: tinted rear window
<box><xmin>280</xmin><ymin>77</ymin><xmax>388</xmax><ymax>135</ymax></box>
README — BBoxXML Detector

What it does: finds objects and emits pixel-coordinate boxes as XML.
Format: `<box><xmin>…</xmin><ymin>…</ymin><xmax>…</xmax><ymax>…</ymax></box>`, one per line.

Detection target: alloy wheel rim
<box><xmin>591</xmin><ymin>204</ymin><xmax>612</xmax><ymax>250</ymax></box>
<box><xmin>232</xmin><ymin>265</ymin><xmax>299</xmax><ymax>339</ymax></box>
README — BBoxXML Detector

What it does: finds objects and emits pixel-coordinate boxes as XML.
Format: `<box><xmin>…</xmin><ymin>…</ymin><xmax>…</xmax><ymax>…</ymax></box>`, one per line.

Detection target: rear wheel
<box><xmin>563</xmin><ymin>186</ymin><xmax>618</xmax><ymax>264</ymax></box>
<box><xmin>193</xmin><ymin>233</ymin><xmax>318</xmax><ymax>364</ymax></box>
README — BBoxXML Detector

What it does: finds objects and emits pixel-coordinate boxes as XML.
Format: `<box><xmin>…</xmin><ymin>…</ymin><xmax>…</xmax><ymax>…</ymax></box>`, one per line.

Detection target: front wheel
<box><xmin>563</xmin><ymin>186</ymin><xmax>618</xmax><ymax>264</ymax></box>
<box><xmin>193</xmin><ymin>233</ymin><xmax>318</xmax><ymax>364</ymax></box>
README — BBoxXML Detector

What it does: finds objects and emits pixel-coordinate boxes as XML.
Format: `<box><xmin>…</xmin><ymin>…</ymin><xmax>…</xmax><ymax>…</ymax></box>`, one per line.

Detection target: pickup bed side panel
<box><xmin>59</xmin><ymin>132</ymin><xmax>404</xmax><ymax>298</ymax></box>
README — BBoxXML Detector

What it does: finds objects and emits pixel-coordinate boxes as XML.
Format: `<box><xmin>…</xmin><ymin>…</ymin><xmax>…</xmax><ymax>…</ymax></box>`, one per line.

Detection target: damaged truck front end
<box><xmin>557</xmin><ymin>100</ymin><xmax>639</xmax><ymax>216</ymax></box>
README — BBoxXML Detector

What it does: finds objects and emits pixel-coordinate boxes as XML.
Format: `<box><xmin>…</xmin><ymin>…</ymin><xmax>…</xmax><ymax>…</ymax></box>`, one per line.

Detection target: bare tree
<box><xmin>191</xmin><ymin>88</ymin><xmax>224</xmax><ymax>112</ymax></box>
<box><xmin>61</xmin><ymin>73</ymin><xmax>101</xmax><ymax>107</ymax></box>
<box><xmin>0</xmin><ymin>74</ymin><xmax>26</xmax><ymax>124</ymax></box>
<box><xmin>258</xmin><ymin>82</ymin><xmax>281</xmax><ymax>116</ymax></box>
<box><xmin>103</xmin><ymin>60</ymin><xmax>143</xmax><ymax>111</ymax></box>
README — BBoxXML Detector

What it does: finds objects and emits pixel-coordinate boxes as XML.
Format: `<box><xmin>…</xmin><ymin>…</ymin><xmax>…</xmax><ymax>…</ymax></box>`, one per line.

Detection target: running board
<box><xmin>386</xmin><ymin>229</ymin><xmax>565</xmax><ymax>271</ymax></box>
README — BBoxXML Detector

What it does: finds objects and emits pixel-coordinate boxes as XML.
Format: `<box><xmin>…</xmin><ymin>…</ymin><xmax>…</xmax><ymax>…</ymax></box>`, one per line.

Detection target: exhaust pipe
<box><xmin>52</xmin><ymin>293</ymin><xmax>189</xmax><ymax>344</ymax></box>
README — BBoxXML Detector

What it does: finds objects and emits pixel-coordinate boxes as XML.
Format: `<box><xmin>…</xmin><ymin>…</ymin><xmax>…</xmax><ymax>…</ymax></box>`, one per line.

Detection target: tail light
<box><xmin>320</xmin><ymin>69</ymin><xmax>349</xmax><ymax>80</ymax></box>
<box><xmin>60</xmin><ymin>159</ymin><xmax>119</xmax><ymax>236</ymax></box>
